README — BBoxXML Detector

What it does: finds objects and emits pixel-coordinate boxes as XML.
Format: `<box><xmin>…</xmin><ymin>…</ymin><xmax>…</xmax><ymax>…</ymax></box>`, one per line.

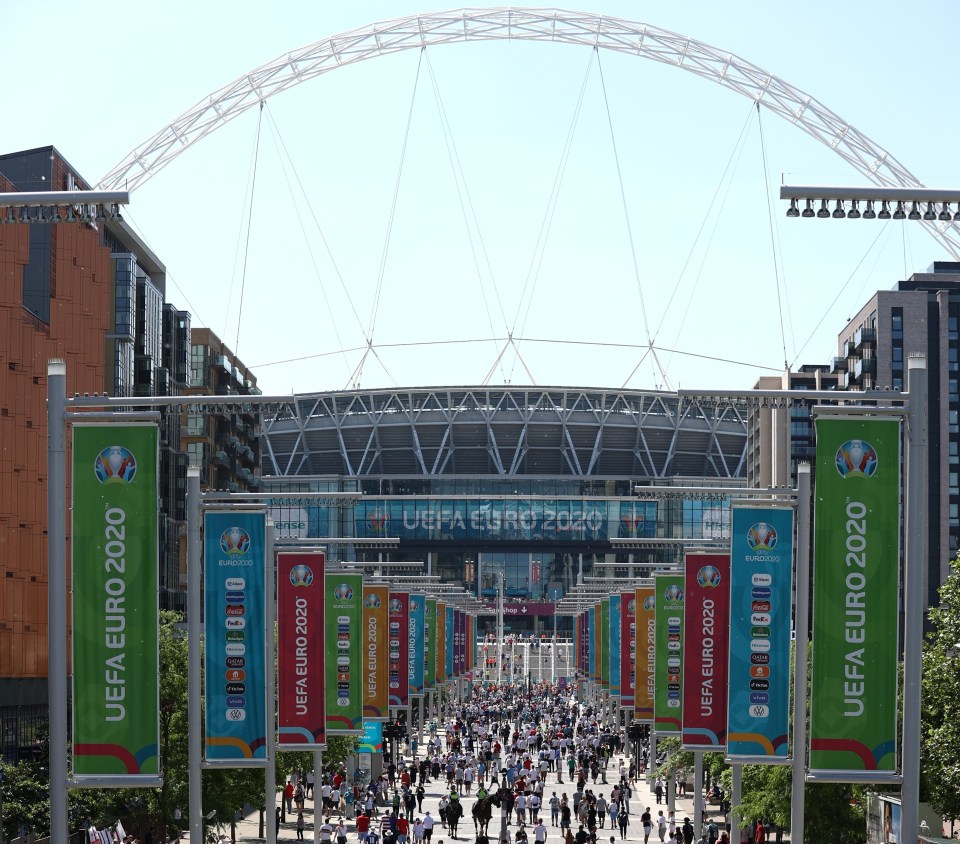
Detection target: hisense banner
<box><xmin>727</xmin><ymin>504</ymin><xmax>794</xmax><ymax>761</ymax></box>
<box><xmin>324</xmin><ymin>572</ymin><xmax>363</xmax><ymax>734</ymax></box>
<box><xmin>621</xmin><ymin>591</ymin><xmax>637</xmax><ymax>709</ymax></box>
<box><xmin>609</xmin><ymin>595</ymin><xmax>622</xmax><ymax>697</ymax></box>
<box><xmin>635</xmin><ymin>586</ymin><xmax>655</xmax><ymax>721</ymax></box>
<box><xmin>363</xmin><ymin>583</ymin><xmax>389</xmax><ymax>720</ymax></box>
<box><xmin>654</xmin><ymin>574</ymin><xmax>685</xmax><ymax>734</ymax></box>
<box><xmin>810</xmin><ymin>415</ymin><xmax>901</xmax><ymax>775</ymax></box>
<box><xmin>424</xmin><ymin>598</ymin><xmax>437</xmax><ymax>690</ymax></box>
<box><xmin>388</xmin><ymin>592</ymin><xmax>410</xmax><ymax>707</ymax></box>
<box><xmin>682</xmin><ymin>552</ymin><xmax>731</xmax><ymax>750</ymax></box>
<box><xmin>408</xmin><ymin>594</ymin><xmax>426</xmax><ymax>695</ymax></box>
<box><xmin>204</xmin><ymin>509</ymin><xmax>268</xmax><ymax>763</ymax></box>
<box><xmin>72</xmin><ymin>424</ymin><xmax>159</xmax><ymax>779</ymax></box>
<box><xmin>278</xmin><ymin>552</ymin><xmax>325</xmax><ymax>747</ymax></box>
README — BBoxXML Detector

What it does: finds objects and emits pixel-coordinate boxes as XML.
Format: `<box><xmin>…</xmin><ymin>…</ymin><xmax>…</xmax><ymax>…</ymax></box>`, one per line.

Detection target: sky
<box><xmin>4</xmin><ymin>1</ymin><xmax>960</xmax><ymax>396</ymax></box>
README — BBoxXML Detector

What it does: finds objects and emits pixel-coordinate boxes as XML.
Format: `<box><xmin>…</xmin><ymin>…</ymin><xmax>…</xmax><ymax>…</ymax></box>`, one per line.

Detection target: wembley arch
<box><xmin>97</xmin><ymin>7</ymin><xmax>960</xmax><ymax>258</ymax></box>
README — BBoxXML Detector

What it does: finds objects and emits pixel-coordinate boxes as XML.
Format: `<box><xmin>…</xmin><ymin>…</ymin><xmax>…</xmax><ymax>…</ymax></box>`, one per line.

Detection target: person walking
<box><xmin>641</xmin><ymin>808</ymin><xmax>652</xmax><ymax>844</ymax></box>
<box><xmin>550</xmin><ymin>793</ymin><xmax>561</xmax><ymax>827</ymax></box>
<box><xmin>657</xmin><ymin>811</ymin><xmax>666</xmax><ymax>842</ymax></box>
<box><xmin>296</xmin><ymin>812</ymin><xmax>306</xmax><ymax>840</ymax></box>
<box><xmin>681</xmin><ymin>818</ymin><xmax>694</xmax><ymax>844</ymax></box>
<box><xmin>617</xmin><ymin>809</ymin><xmax>629</xmax><ymax>841</ymax></box>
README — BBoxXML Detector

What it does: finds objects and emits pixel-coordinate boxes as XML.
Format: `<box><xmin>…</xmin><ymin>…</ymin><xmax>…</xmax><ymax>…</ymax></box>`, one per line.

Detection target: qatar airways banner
<box><xmin>388</xmin><ymin>592</ymin><xmax>409</xmax><ymax>707</ymax></box>
<box><xmin>682</xmin><ymin>553</ymin><xmax>731</xmax><ymax>750</ymax></box>
<box><xmin>810</xmin><ymin>415</ymin><xmax>901</xmax><ymax>776</ymax></box>
<box><xmin>609</xmin><ymin>595</ymin><xmax>622</xmax><ymax>696</ymax></box>
<box><xmin>362</xmin><ymin>583</ymin><xmax>389</xmax><ymax>720</ymax></box>
<box><xmin>436</xmin><ymin>601</ymin><xmax>447</xmax><ymax>685</ymax></box>
<box><xmin>72</xmin><ymin>424</ymin><xmax>159</xmax><ymax>781</ymax></box>
<box><xmin>621</xmin><ymin>591</ymin><xmax>637</xmax><ymax>709</ymax></box>
<box><xmin>203</xmin><ymin>510</ymin><xmax>268</xmax><ymax>763</ymax></box>
<box><xmin>635</xmin><ymin>587</ymin><xmax>655</xmax><ymax>721</ymax></box>
<box><xmin>654</xmin><ymin>574</ymin><xmax>684</xmax><ymax>734</ymax></box>
<box><xmin>277</xmin><ymin>552</ymin><xmax>325</xmax><ymax>747</ymax></box>
<box><xmin>727</xmin><ymin>504</ymin><xmax>794</xmax><ymax>761</ymax></box>
<box><xmin>324</xmin><ymin>573</ymin><xmax>363</xmax><ymax>734</ymax></box>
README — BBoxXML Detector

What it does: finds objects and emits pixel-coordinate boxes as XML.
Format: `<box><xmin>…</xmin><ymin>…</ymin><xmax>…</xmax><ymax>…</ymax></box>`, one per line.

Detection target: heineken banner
<box><xmin>277</xmin><ymin>552</ymin><xmax>325</xmax><ymax>747</ymax></box>
<box><xmin>388</xmin><ymin>592</ymin><xmax>409</xmax><ymax>707</ymax></box>
<box><xmin>609</xmin><ymin>595</ymin><xmax>622</xmax><ymax>696</ymax></box>
<box><xmin>408</xmin><ymin>594</ymin><xmax>426</xmax><ymax>695</ymax></box>
<box><xmin>424</xmin><ymin>598</ymin><xmax>437</xmax><ymax>690</ymax></box>
<box><xmin>621</xmin><ymin>591</ymin><xmax>637</xmax><ymax>709</ymax></box>
<box><xmin>363</xmin><ymin>583</ymin><xmax>389</xmax><ymax>720</ymax></box>
<box><xmin>682</xmin><ymin>552</ymin><xmax>731</xmax><ymax>750</ymax></box>
<box><xmin>635</xmin><ymin>587</ymin><xmax>656</xmax><ymax>721</ymax></box>
<box><xmin>727</xmin><ymin>504</ymin><xmax>794</xmax><ymax>761</ymax></box>
<box><xmin>436</xmin><ymin>601</ymin><xmax>447</xmax><ymax>685</ymax></box>
<box><xmin>445</xmin><ymin>605</ymin><xmax>455</xmax><ymax>681</ymax></box>
<box><xmin>810</xmin><ymin>415</ymin><xmax>901</xmax><ymax>775</ymax></box>
<box><xmin>654</xmin><ymin>574</ymin><xmax>685</xmax><ymax>733</ymax></box>
<box><xmin>588</xmin><ymin>607</ymin><xmax>596</xmax><ymax>682</ymax></box>
<box><xmin>204</xmin><ymin>509</ymin><xmax>268</xmax><ymax>763</ymax></box>
<box><xmin>324</xmin><ymin>572</ymin><xmax>363</xmax><ymax>734</ymax></box>
<box><xmin>72</xmin><ymin>424</ymin><xmax>159</xmax><ymax>779</ymax></box>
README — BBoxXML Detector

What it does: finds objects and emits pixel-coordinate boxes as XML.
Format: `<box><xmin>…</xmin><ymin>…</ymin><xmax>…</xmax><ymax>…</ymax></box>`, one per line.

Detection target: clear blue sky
<box><xmin>4</xmin><ymin>1</ymin><xmax>959</xmax><ymax>395</ymax></box>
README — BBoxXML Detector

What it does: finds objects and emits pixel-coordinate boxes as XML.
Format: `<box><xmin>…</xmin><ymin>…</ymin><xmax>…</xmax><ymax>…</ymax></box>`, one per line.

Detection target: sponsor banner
<box><xmin>455</xmin><ymin>610</ymin><xmax>465</xmax><ymax>676</ymax></box>
<box><xmin>635</xmin><ymin>586</ymin><xmax>656</xmax><ymax>721</ymax></box>
<box><xmin>445</xmin><ymin>605</ymin><xmax>455</xmax><ymax>681</ymax></box>
<box><xmin>324</xmin><ymin>573</ymin><xmax>364</xmax><ymax>734</ymax></box>
<box><xmin>424</xmin><ymin>598</ymin><xmax>437</xmax><ymax>691</ymax></box>
<box><xmin>388</xmin><ymin>592</ymin><xmax>410</xmax><ymax>707</ymax></box>
<box><xmin>72</xmin><ymin>424</ymin><xmax>159</xmax><ymax>778</ymax></box>
<box><xmin>436</xmin><ymin>601</ymin><xmax>447</xmax><ymax>685</ymax></box>
<box><xmin>358</xmin><ymin>720</ymin><xmax>384</xmax><ymax>754</ymax></box>
<box><xmin>204</xmin><ymin>510</ymin><xmax>268</xmax><ymax>762</ymax></box>
<box><xmin>654</xmin><ymin>573</ymin><xmax>685</xmax><ymax>733</ymax></box>
<box><xmin>609</xmin><ymin>595</ymin><xmax>622</xmax><ymax>697</ymax></box>
<box><xmin>278</xmin><ymin>552</ymin><xmax>326</xmax><ymax>747</ymax></box>
<box><xmin>810</xmin><ymin>416</ymin><xmax>901</xmax><ymax>774</ymax></box>
<box><xmin>467</xmin><ymin>614</ymin><xmax>475</xmax><ymax>671</ymax></box>
<box><xmin>408</xmin><ymin>595</ymin><xmax>425</xmax><ymax>694</ymax></box>
<box><xmin>682</xmin><ymin>552</ymin><xmax>731</xmax><ymax>750</ymax></box>
<box><xmin>599</xmin><ymin>598</ymin><xmax>609</xmax><ymax>689</ymax></box>
<box><xmin>363</xmin><ymin>584</ymin><xmax>389</xmax><ymax>720</ymax></box>
<box><xmin>727</xmin><ymin>504</ymin><xmax>794</xmax><ymax>760</ymax></box>
<box><xmin>587</xmin><ymin>607</ymin><xmax>596</xmax><ymax>683</ymax></box>
<box><xmin>621</xmin><ymin>591</ymin><xmax>637</xmax><ymax>709</ymax></box>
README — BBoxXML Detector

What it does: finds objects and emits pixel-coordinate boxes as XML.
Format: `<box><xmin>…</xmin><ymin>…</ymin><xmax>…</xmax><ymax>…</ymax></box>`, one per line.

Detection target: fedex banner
<box><xmin>204</xmin><ymin>510</ymin><xmax>268</xmax><ymax>763</ymax></box>
<box><xmin>388</xmin><ymin>592</ymin><xmax>409</xmax><ymax>707</ymax></box>
<box><xmin>609</xmin><ymin>595</ymin><xmax>622</xmax><ymax>696</ymax></box>
<box><xmin>278</xmin><ymin>552</ymin><xmax>325</xmax><ymax>747</ymax></box>
<box><xmin>324</xmin><ymin>573</ymin><xmax>363</xmax><ymax>734</ymax></box>
<box><xmin>682</xmin><ymin>552</ymin><xmax>730</xmax><ymax>750</ymax></box>
<box><xmin>810</xmin><ymin>415</ymin><xmax>901</xmax><ymax>775</ymax></box>
<box><xmin>72</xmin><ymin>424</ymin><xmax>159</xmax><ymax>780</ymax></box>
<box><xmin>654</xmin><ymin>574</ymin><xmax>684</xmax><ymax>733</ymax></box>
<box><xmin>635</xmin><ymin>587</ymin><xmax>655</xmax><ymax>721</ymax></box>
<box><xmin>727</xmin><ymin>504</ymin><xmax>794</xmax><ymax>761</ymax></box>
<box><xmin>363</xmin><ymin>584</ymin><xmax>389</xmax><ymax>720</ymax></box>
<box><xmin>621</xmin><ymin>591</ymin><xmax>637</xmax><ymax>709</ymax></box>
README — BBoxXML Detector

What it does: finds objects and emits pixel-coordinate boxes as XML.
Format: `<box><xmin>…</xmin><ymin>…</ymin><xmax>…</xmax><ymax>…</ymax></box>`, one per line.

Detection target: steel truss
<box><xmin>97</xmin><ymin>7</ymin><xmax>960</xmax><ymax>258</ymax></box>
<box><xmin>262</xmin><ymin>385</ymin><xmax>748</xmax><ymax>479</ymax></box>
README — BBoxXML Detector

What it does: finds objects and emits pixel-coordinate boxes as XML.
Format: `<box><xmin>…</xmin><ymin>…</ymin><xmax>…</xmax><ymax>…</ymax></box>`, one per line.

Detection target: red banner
<box><xmin>635</xmin><ymin>586</ymin><xmax>655</xmax><ymax>721</ymax></box>
<box><xmin>682</xmin><ymin>552</ymin><xmax>731</xmax><ymax>749</ymax></box>
<box><xmin>277</xmin><ymin>551</ymin><xmax>325</xmax><ymax>747</ymax></box>
<box><xmin>621</xmin><ymin>591</ymin><xmax>637</xmax><ymax>708</ymax></box>
<box><xmin>388</xmin><ymin>592</ymin><xmax>409</xmax><ymax>707</ymax></box>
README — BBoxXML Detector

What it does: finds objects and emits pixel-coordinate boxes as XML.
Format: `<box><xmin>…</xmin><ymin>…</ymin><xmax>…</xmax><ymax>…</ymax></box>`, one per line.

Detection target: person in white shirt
<box><xmin>657</xmin><ymin>812</ymin><xmax>667</xmax><ymax>842</ymax></box>
<box><xmin>534</xmin><ymin>821</ymin><xmax>548</xmax><ymax>844</ymax></box>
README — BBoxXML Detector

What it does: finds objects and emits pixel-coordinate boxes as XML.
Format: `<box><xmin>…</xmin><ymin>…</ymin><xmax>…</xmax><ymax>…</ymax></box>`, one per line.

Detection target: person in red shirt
<box><xmin>358</xmin><ymin>812</ymin><xmax>372</xmax><ymax>843</ymax></box>
<box><xmin>396</xmin><ymin>815</ymin><xmax>410</xmax><ymax>844</ymax></box>
<box><xmin>754</xmin><ymin>823</ymin><xmax>765</xmax><ymax>844</ymax></box>
<box><xmin>284</xmin><ymin>781</ymin><xmax>295</xmax><ymax>814</ymax></box>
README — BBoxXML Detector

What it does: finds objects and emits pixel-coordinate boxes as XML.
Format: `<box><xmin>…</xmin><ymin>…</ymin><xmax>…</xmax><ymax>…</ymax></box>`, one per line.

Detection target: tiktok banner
<box><xmin>727</xmin><ymin>504</ymin><xmax>794</xmax><ymax>762</ymax></box>
<box><xmin>810</xmin><ymin>415</ymin><xmax>901</xmax><ymax>776</ymax></box>
<box><xmin>682</xmin><ymin>552</ymin><xmax>730</xmax><ymax>751</ymax></box>
<box><xmin>620</xmin><ymin>591</ymin><xmax>636</xmax><ymax>710</ymax></box>
<box><xmin>277</xmin><ymin>551</ymin><xmax>325</xmax><ymax>748</ymax></box>
<box><xmin>634</xmin><ymin>586</ymin><xmax>655</xmax><ymax>722</ymax></box>
<box><xmin>609</xmin><ymin>595</ymin><xmax>622</xmax><ymax>696</ymax></box>
<box><xmin>324</xmin><ymin>572</ymin><xmax>363</xmax><ymax>735</ymax></box>
<box><xmin>388</xmin><ymin>592</ymin><xmax>409</xmax><ymax>707</ymax></box>
<box><xmin>362</xmin><ymin>583</ymin><xmax>389</xmax><ymax>720</ymax></box>
<box><xmin>653</xmin><ymin>574</ymin><xmax>684</xmax><ymax>734</ymax></box>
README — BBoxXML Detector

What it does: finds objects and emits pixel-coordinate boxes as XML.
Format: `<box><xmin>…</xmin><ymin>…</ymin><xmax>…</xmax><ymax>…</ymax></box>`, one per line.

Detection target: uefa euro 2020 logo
<box><xmin>364</xmin><ymin>593</ymin><xmax>382</xmax><ymax>609</ymax></box>
<box><xmin>697</xmin><ymin>566</ymin><xmax>722</xmax><ymax>588</ymax></box>
<box><xmin>664</xmin><ymin>584</ymin><xmax>684</xmax><ymax>604</ymax></box>
<box><xmin>289</xmin><ymin>564</ymin><xmax>314</xmax><ymax>587</ymax></box>
<box><xmin>389</xmin><ymin>597</ymin><xmax>404</xmax><ymax>614</ymax></box>
<box><xmin>94</xmin><ymin>445</ymin><xmax>137</xmax><ymax>484</ymax></box>
<box><xmin>334</xmin><ymin>583</ymin><xmax>354</xmax><ymax>601</ymax></box>
<box><xmin>627</xmin><ymin>598</ymin><xmax>636</xmax><ymax>614</ymax></box>
<box><xmin>643</xmin><ymin>595</ymin><xmax>656</xmax><ymax>612</ymax></box>
<box><xmin>367</xmin><ymin>508</ymin><xmax>390</xmax><ymax>535</ymax></box>
<box><xmin>836</xmin><ymin>439</ymin><xmax>878</xmax><ymax>478</ymax></box>
<box><xmin>220</xmin><ymin>527</ymin><xmax>251</xmax><ymax>556</ymax></box>
<box><xmin>747</xmin><ymin>522</ymin><xmax>778</xmax><ymax>553</ymax></box>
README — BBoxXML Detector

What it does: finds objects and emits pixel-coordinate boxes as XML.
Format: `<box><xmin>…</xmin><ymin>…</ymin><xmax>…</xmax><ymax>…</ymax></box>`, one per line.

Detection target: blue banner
<box><xmin>609</xmin><ymin>595</ymin><xmax>621</xmax><ymax>696</ymax></box>
<box><xmin>726</xmin><ymin>504</ymin><xmax>794</xmax><ymax>760</ymax></box>
<box><xmin>445</xmin><ymin>606</ymin><xmax>455</xmax><ymax>681</ymax></box>
<box><xmin>409</xmin><ymin>594</ymin><xmax>426</xmax><ymax>694</ymax></box>
<box><xmin>588</xmin><ymin>607</ymin><xmax>596</xmax><ymax>681</ymax></box>
<box><xmin>359</xmin><ymin>720</ymin><xmax>384</xmax><ymax>754</ymax></box>
<box><xmin>203</xmin><ymin>510</ymin><xmax>268</xmax><ymax>763</ymax></box>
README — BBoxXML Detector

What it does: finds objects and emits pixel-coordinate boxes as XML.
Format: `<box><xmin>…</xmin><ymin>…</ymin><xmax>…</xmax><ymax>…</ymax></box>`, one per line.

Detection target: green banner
<box><xmin>72</xmin><ymin>425</ymin><xmax>159</xmax><ymax>778</ymax></box>
<box><xmin>599</xmin><ymin>598</ymin><xmax>609</xmax><ymax>689</ymax></box>
<box><xmin>325</xmin><ymin>573</ymin><xmax>364</xmax><ymax>734</ymax></box>
<box><xmin>810</xmin><ymin>415</ymin><xmax>900</xmax><ymax>774</ymax></box>
<box><xmin>424</xmin><ymin>598</ymin><xmax>437</xmax><ymax>690</ymax></box>
<box><xmin>654</xmin><ymin>573</ymin><xmax>684</xmax><ymax>733</ymax></box>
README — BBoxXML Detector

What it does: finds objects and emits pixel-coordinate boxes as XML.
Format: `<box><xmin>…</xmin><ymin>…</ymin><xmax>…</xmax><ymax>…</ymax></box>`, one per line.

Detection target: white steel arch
<box><xmin>97</xmin><ymin>7</ymin><xmax>960</xmax><ymax>258</ymax></box>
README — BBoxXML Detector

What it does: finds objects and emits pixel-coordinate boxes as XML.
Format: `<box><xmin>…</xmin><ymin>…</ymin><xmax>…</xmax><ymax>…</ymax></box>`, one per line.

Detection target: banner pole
<box><xmin>46</xmin><ymin>360</ymin><xmax>67</xmax><ymax>844</ymax></box>
<box><xmin>313</xmin><ymin>748</ymin><xmax>323</xmax><ymax>844</ymax></box>
<box><xmin>693</xmin><ymin>752</ymin><xmax>704</xmax><ymax>832</ymax></box>
<box><xmin>790</xmin><ymin>463</ymin><xmax>811</xmax><ymax>844</ymax></box>
<box><xmin>731</xmin><ymin>764</ymin><xmax>741</xmax><ymax>841</ymax></box>
<box><xmin>901</xmin><ymin>356</ymin><xmax>928</xmax><ymax>844</ymax></box>
<box><xmin>266</xmin><ymin>517</ymin><xmax>277</xmax><ymax>844</ymax></box>
<box><xmin>187</xmin><ymin>467</ymin><xmax>203</xmax><ymax>843</ymax></box>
